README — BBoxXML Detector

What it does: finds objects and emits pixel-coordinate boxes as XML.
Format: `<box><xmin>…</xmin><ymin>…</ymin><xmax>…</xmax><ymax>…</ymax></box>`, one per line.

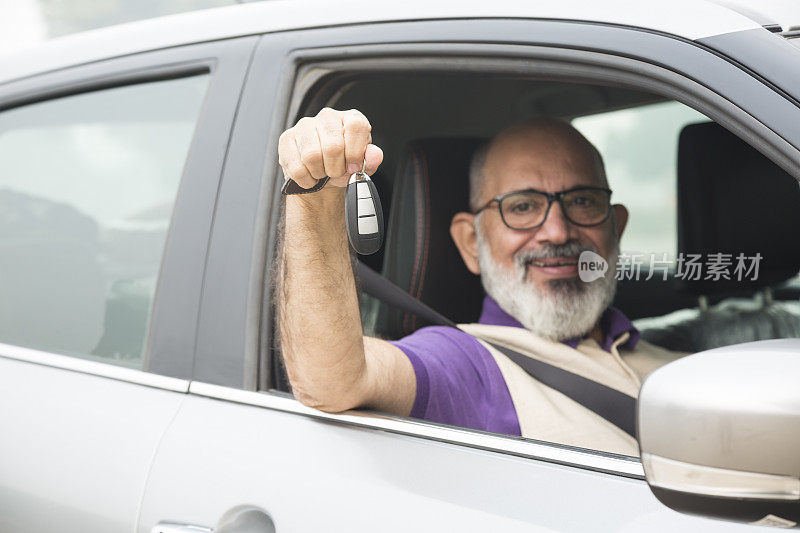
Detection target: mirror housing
<box><xmin>638</xmin><ymin>339</ymin><xmax>800</xmax><ymax>528</ymax></box>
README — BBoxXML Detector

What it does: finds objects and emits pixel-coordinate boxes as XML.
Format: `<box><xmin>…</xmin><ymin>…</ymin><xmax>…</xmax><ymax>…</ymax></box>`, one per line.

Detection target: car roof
<box><xmin>0</xmin><ymin>0</ymin><xmax>766</xmax><ymax>86</ymax></box>
<box><xmin>707</xmin><ymin>0</ymin><xmax>800</xmax><ymax>32</ymax></box>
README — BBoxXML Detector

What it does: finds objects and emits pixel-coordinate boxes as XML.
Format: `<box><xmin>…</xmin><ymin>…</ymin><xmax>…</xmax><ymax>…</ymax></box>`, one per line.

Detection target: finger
<box><xmin>342</xmin><ymin>109</ymin><xmax>372</xmax><ymax>172</ymax></box>
<box><xmin>278</xmin><ymin>130</ymin><xmax>315</xmax><ymax>188</ymax></box>
<box><xmin>316</xmin><ymin>111</ymin><xmax>347</xmax><ymax>179</ymax></box>
<box><xmin>295</xmin><ymin>118</ymin><xmax>327</xmax><ymax>180</ymax></box>
<box><xmin>364</xmin><ymin>144</ymin><xmax>384</xmax><ymax>175</ymax></box>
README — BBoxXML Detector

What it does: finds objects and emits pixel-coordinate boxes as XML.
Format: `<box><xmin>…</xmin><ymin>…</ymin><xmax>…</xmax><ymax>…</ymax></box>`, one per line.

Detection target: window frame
<box><xmin>191</xmin><ymin>19</ymin><xmax>800</xmax><ymax>477</ymax></box>
<box><xmin>0</xmin><ymin>36</ymin><xmax>258</xmax><ymax>383</ymax></box>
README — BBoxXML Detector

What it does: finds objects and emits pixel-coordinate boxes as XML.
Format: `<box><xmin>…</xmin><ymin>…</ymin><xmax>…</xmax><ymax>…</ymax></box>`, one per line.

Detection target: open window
<box><xmin>267</xmin><ymin>52</ymin><xmax>800</xmax><ymax>455</ymax></box>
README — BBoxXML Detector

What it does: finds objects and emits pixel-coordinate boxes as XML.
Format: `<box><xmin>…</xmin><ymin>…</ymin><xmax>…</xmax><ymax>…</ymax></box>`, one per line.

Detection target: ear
<box><xmin>450</xmin><ymin>212</ymin><xmax>481</xmax><ymax>275</ymax></box>
<box><xmin>612</xmin><ymin>204</ymin><xmax>629</xmax><ymax>240</ymax></box>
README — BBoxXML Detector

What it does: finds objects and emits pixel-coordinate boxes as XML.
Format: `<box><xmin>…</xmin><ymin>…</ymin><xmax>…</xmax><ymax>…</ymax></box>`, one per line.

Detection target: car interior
<box><xmin>271</xmin><ymin>70</ymin><xmax>800</xmax><ymax>392</ymax></box>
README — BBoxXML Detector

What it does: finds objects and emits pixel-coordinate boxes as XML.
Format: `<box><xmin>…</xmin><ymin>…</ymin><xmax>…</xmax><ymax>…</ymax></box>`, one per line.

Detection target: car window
<box><xmin>0</xmin><ymin>74</ymin><xmax>209</xmax><ymax>368</ymax></box>
<box><xmin>571</xmin><ymin>101</ymin><xmax>708</xmax><ymax>258</ymax></box>
<box><xmin>273</xmin><ymin>62</ymin><xmax>800</xmax><ymax>458</ymax></box>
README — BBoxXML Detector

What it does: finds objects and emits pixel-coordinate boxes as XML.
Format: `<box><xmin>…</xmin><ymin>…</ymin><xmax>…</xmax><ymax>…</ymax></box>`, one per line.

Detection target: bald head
<box><xmin>469</xmin><ymin>118</ymin><xmax>607</xmax><ymax>211</ymax></box>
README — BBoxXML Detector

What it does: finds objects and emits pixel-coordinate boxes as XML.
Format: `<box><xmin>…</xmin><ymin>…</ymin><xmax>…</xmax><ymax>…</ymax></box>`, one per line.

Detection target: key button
<box><xmin>358</xmin><ymin>215</ymin><xmax>379</xmax><ymax>234</ymax></box>
<box><xmin>357</xmin><ymin>198</ymin><xmax>376</xmax><ymax>216</ymax></box>
<box><xmin>356</xmin><ymin>181</ymin><xmax>372</xmax><ymax>198</ymax></box>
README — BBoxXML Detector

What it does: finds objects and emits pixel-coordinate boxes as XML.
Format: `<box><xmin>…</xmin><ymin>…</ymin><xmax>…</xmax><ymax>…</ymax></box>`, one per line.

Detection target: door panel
<box><xmin>0</xmin><ymin>356</ymin><xmax>185</xmax><ymax>533</ymax></box>
<box><xmin>138</xmin><ymin>394</ymin><xmax>751</xmax><ymax>532</ymax></box>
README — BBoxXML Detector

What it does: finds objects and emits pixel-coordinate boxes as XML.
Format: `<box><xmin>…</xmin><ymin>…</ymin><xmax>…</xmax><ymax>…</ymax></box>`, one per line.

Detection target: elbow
<box><xmin>290</xmin><ymin>381</ymin><xmax>364</xmax><ymax>414</ymax></box>
<box><xmin>283</xmin><ymin>341</ymin><xmax>370</xmax><ymax>413</ymax></box>
<box><xmin>284</xmin><ymin>337</ymin><xmax>368</xmax><ymax>413</ymax></box>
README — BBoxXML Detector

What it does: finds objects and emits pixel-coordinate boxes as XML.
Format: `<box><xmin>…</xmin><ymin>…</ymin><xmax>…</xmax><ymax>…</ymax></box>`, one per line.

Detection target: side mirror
<box><xmin>638</xmin><ymin>339</ymin><xmax>800</xmax><ymax>528</ymax></box>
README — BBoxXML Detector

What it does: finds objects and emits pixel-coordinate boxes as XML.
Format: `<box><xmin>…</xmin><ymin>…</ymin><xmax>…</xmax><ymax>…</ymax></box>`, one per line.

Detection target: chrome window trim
<box><xmin>189</xmin><ymin>382</ymin><xmax>645</xmax><ymax>479</ymax></box>
<box><xmin>0</xmin><ymin>342</ymin><xmax>189</xmax><ymax>393</ymax></box>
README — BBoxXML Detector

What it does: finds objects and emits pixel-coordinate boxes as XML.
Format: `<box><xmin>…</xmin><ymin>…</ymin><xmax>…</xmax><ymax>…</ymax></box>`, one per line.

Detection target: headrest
<box><xmin>677</xmin><ymin>122</ymin><xmax>800</xmax><ymax>295</ymax></box>
<box><xmin>377</xmin><ymin>138</ymin><xmax>486</xmax><ymax>338</ymax></box>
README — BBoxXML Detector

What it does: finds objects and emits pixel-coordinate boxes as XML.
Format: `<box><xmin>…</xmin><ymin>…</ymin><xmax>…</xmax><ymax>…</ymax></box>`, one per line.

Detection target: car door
<box><xmin>137</xmin><ymin>19</ymin><xmax>800</xmax><ymax>532</ymax></box>
<box><xmin>0</xmin><ymin>37</ymin><xmax>255</xmax><ymax>532</ymax></box>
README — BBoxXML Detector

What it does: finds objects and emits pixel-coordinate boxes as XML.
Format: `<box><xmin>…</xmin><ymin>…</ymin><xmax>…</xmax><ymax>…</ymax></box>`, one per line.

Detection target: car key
<box><xmin>344</xmin><ymin>159</ymin><xmax>384</xmax><ymax>255</ymax></box>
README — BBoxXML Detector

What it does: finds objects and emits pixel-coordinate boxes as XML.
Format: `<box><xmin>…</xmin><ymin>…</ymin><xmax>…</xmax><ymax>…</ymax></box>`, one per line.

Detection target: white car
<box><xmin>1</xmin><ymin>1</ymin><xmax>799</xmax><ymax>531</ymax></box>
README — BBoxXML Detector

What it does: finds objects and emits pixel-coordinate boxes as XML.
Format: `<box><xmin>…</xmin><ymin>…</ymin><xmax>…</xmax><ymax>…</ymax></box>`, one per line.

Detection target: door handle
<box><xmin>152</xmin><ymin>523</ymin><xmax>213</xmax><ymax>533</ymax></box>
<box><xmin>154</xmin><ymin>507</ymin><xmax>275</xmax><ymax>533</ymax></box>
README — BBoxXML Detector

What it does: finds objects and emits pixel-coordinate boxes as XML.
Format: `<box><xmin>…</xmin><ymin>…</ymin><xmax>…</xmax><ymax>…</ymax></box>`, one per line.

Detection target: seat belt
<box><xmin>356</xmin><ymin>262</ymin><xmax>638</xmax><ymax>439</ymax></box>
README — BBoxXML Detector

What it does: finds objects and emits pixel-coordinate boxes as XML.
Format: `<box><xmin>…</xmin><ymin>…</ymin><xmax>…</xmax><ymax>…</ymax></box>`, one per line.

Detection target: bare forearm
<box><xmin>275</xmin><ymin>107</ymin><xmax>414</xmax><ymax>416</ymax></box>
<box><xmin>279</xmin><ymin>187</ymin><xmax>367</xmax><ymax>411</ymax></box>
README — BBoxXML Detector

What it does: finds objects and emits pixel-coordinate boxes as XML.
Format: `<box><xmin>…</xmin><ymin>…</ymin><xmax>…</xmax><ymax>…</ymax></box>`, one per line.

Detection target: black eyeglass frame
<box><xmin>473</xmin><ymin>186</ymin><xmax>614</xmax><ymax>230</ymax></box>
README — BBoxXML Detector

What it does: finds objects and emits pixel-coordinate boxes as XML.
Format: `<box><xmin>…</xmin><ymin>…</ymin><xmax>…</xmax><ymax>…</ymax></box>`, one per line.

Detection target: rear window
<box><xmin>0</xmin><ymin>74</ymin><xmax>209</xmax><ymax>368</ymax></box>
<box><xmin>572</xmin><ymin>101</ymin><xmax>708</xmax><ymax>259</ymax></box>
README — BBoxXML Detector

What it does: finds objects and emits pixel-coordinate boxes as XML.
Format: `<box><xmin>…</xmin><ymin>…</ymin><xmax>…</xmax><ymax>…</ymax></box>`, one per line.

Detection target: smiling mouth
<box><xmin>528</xmin><ymin>257</ymin><xmax>578</xmax><ymax>268</ymax></box>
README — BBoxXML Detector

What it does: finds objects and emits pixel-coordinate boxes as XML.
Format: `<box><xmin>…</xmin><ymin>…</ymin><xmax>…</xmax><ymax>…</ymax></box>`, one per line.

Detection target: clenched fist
<box><xmin>278</xmin><ymin>108</ymin><xmax>384</xmax><ymax>190</ymax></box>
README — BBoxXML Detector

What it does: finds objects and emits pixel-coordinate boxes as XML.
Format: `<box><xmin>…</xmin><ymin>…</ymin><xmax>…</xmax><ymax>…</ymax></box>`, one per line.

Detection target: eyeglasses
<box><xmin>474</xmin><ymin>186</ymin><xmax>613</xmax><ymax>230</ymax></box>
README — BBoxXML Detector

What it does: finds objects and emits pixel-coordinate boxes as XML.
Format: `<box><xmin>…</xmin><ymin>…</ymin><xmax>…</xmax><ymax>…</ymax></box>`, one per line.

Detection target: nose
<box><xmin>534</xmin><ymin>200</ymin><xmax>573</xmax><ymax>245</ymax></box>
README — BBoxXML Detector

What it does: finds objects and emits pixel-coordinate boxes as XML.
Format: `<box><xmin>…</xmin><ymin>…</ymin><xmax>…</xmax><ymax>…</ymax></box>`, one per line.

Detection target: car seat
<box><xmin>636</xmin><ymin>122</ymin><xmax>800</xmax><ymax>352</ymax></box>
<box><xmin>368</xmin><ymin>138</ymin><xmax>486</xmax><ymax>339</ymax></box>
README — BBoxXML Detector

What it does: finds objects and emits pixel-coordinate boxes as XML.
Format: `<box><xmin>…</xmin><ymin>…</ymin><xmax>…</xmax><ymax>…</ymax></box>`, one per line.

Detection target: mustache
<box><xmin>515</xmin><ymin>241</ymin><xmax>597</xmax><ymax>270</ymax></box>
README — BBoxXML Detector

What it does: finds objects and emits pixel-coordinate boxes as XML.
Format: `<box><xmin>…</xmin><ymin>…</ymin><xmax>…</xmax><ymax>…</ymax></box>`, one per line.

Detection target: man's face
<box><xmin>451</xmin><ymin>123</ymin><xmax>628</xmax><ymax>340</ymax></box>
<box><xmin>477</xmin><ymin>129</ymin><xmax>620</xmax><ymax>291</ymax></box>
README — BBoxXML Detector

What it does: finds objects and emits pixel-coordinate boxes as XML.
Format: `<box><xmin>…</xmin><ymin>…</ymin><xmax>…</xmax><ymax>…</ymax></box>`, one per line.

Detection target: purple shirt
<box><xmin>389</xmin><ymin>296</ymin><xmax>639</xmax><ymax>436</ymax></box>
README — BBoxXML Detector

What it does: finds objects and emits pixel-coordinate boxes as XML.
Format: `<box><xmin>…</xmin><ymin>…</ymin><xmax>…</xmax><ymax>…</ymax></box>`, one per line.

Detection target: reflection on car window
<box><xmin>0</xmin><ymin>74</ymin><xmax>209</xmax><ymax>368</ymax></box>
<box><xmin>572</xmin><ymin>101</ymin><xmax>708</xmax><ymax>258</ymax></box>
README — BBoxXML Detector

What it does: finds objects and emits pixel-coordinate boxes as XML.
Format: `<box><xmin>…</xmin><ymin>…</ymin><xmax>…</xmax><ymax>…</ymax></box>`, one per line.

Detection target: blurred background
<box><xmin>0</xmin><ymin>0</ymin><xmax>240</xmax><ymax>54</ymax></box>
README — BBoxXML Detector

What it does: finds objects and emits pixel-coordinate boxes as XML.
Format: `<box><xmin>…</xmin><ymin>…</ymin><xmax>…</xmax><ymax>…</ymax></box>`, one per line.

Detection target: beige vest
<box><xmin>458</xmin><ymin>323</ymin><xmax>687</xmax><ymax>456</ymax></box>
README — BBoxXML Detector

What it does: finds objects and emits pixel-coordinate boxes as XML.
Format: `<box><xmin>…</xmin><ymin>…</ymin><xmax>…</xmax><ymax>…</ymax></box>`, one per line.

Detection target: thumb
<box><xmin>364</xmin><ymin>144</ymin><xmax>384</xmax><ymax>175</ymax></box>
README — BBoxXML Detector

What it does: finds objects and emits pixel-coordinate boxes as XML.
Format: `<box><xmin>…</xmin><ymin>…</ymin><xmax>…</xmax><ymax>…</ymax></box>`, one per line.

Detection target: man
<box><xmin>277</xmin><ymin>108</ymin><xmax>683</xmax><ymax>455</ymax></box>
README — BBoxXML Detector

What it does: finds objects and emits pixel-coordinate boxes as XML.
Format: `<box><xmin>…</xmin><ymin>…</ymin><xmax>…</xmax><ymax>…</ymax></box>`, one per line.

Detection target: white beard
<box><xmin>476</xmin><ymin>221</ymin><xmax>618</xmax><ymax>341</ymax></box>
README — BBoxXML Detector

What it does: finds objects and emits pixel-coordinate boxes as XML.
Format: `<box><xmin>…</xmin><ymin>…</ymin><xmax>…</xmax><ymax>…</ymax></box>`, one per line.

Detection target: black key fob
<box><xmin>345</xmin><ymin>171</ymin><xmax>384</xmax><ymax>255</ymax></box>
